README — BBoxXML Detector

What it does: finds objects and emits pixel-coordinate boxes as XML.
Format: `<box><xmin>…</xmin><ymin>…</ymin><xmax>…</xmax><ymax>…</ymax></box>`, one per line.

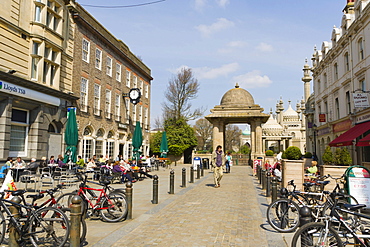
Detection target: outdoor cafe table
<box><xmin>11</xmin><ymin>168</ymin><xmax>25</xmax><ymax>182</ymax></box>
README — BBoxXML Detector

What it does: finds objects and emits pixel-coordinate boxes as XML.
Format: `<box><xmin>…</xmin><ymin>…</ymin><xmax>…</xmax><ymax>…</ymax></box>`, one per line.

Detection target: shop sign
<box><xmin>253</xmin><ymin>159</ymin><xmax>262</xmax><ymax>175</ymax></box>
<box><xmin>353</xmin><ymin>93</ymin><xmax>370</xmax><ymax>108</ymax></box>
<box><xmin>346</xmin><ymin>166</ymin><xmax>370</xmax><ymax>206</ymax></box>
<box><xmin>333</xmin><ymin>119</ymin><xmax>352</xmax><ymax>133</ymax></box>
<box><xmin>317</xmin><ymin>127</ymin><xmax>330</xmax><ymax>136</ymax></box>
<box><xmin>356</xmin><ymin>113</ymin><xmax>370</xmax><ymax>123</ymax></box>
<box><xmin>319</xmin><ymin>114</ymin><xmax>326</xmax><ymax>122</ymax></box>
<box><xmin>0</xmin><ymin>80</ymin><xmax>60</xmax><ymax>106</ymax></box>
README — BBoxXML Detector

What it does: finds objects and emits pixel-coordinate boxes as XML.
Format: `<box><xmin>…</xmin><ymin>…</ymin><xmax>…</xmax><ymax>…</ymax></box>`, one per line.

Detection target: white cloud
<box><xmin>194</xmin><ymin>0</ymin><xmax>207</xmax><ymax>11</ymax></box>
<box><xmin>216</xmin><ymin>0</ymin><xmax>230</xmax><ymax>8</ymax></box>
<box><xmin>195</xmin><ymin>18</ymin><xmax>234</xmax><ymax>37</ymax></box>
<box><xmin>256</xmin><ymin>42</ymin><xmax>273</xmax><ymax>52</ymax></box>
<box><xmin>193</xmin><ymin>63</ymin><xmax>240</xmax><ymax>79</ymax></box>
<box><xmin>233</xmin><ymin>70</ymin><xmax>272</xmax><ymax>88</ymax></box>
<box><xmin>227</xmin><ymin>40</ymin><xmax>247</xmax><ymax>48</ymax></box>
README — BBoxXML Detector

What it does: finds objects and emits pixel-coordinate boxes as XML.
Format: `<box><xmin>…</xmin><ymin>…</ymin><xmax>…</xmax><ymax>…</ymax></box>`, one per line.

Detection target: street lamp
<box><xmin>313</xmin><ymin>124</ymin><xmax>317</xmax><ymax>159</ymax></box>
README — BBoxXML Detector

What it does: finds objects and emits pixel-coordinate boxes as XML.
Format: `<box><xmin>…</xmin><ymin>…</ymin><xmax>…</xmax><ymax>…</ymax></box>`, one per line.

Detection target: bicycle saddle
<box><xmin>7</xmin><ymin>190</ymin><xmax>26</xmax><ymax>196</ymax></box>
<box><xmin>100</xmin><ymin>180</ymin><xmax>111</xmax><ymax>185</ymax></box>
<box><xmin>316</xmin><ymin>180</ymin><xmax>330</xmax><ymax>185</ymax></box>
<box><xmin>303</xmin><ymin>182</ymin><xmax>316</xmax><ymax>187</ymax></box>
<box><xmin>27</xmin><ymin>194</ymin><xmax>44</xmax><ymax>200</ymax></box>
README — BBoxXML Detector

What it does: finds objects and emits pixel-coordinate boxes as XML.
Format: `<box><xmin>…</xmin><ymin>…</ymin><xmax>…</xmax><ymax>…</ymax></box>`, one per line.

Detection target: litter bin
<box><xmin>193</xmin><ymin>157</ymin><xmax>202</xmax><ymax>170</ymax></box>
<box><xmin>202</xmin><ymin>158</ymin><xmax>209</xmax><ymax>169</ymax></box>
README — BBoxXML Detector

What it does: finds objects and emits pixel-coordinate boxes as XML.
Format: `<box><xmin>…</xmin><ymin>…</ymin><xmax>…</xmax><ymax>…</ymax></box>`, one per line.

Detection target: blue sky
<box><xmin>79</xmin><ymin>0</ymin><xmax>346</xmax><ymax>128</ymax></box>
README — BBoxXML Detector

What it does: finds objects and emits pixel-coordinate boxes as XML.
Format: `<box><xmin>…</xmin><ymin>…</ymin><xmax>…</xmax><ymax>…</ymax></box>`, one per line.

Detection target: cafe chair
<box><xmin>19</xmin><ymin>170</ymin><xmax>38</xmax><ymax>191</ymax></box>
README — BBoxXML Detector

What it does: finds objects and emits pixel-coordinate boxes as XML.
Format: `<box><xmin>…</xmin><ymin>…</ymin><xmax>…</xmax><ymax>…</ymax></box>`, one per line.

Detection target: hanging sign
<box><xmin>353</xmin><ymin>93</ymin><xmax>370</xmax><ymax>108</ymax></box>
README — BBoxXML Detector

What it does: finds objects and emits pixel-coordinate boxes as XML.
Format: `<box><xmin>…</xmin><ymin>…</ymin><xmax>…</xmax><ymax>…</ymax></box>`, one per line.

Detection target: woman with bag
<box><xmin>225</xmin><ymin>152</ymin><xmax>232</xmax><ymax>173</ymax></box>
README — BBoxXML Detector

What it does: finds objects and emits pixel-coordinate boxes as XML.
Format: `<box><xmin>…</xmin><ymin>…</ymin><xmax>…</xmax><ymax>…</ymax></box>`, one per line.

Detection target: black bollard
<box><xmin>256</xmin><ymin>164</ymin><xmax>260</xmax><ymax>179</ymax></box>
<box><xmin>126</xmin><ymin>182</ymin><xmax>133</xmax><ymax>219</ymax></box>
<box><xmin>266</xmin><ymin>172</ymin><xmax>271</xmax><ymax>197</ymax></box>
<box><xmin>9</xmin><ymin>196</ymin><xmax>21</xmax><ymax>247</ymax></box>
<box><xmin>70</xmin><ymin>195</ymin><xmax>82</xmax><ymax>247</ymax></box>
<box><xmin>169</xmin><ymin>170</ymin><xmax>175</xmax><ymax>194</ymax></box>
<box><xmin>271</xmin><ymin>176</ymin><xmax>278</xmax><ymax>202</ymax></box>
<box><xmin>258</xmin><ymin>166</ymin><xmax>262</xmax><ymax>184</ymax></box>
<box><xmin>299</xmin><ymin>206</ymin><xmax>312</xmax><ymax>227</ymax></box>
<box><xmin>196</xmin><ymin>164</ymin><xmax>200</xmax><ymax>179</ymax></box>
<box><xmin>201</xmin><ymin>165</ymin><xmax>204</xmax><ymax>177</ymax></box>
<box><xmin>190</xmin><ymin>166</ymin><xmax>194</xmax><ymax>183</ymax></box>
<box><xmin>182</xmin><ymin>168</ymin><xmax>186</xmax><ymax>188</ymax></box>
<box><xmin>152</xmin><ymin>175</ymin><xmax>158</xmax><ymax>204</ymax></box>
<box><xmin>261</xmin><ymin>170</ymin><xmax>266</xmax><ymax>190</ymax></box>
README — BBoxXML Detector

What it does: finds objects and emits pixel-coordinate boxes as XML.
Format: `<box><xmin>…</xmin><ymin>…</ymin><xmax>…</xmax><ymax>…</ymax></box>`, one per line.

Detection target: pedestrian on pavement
<box><xmin>211</xmin><ymin>145</ymin><xmax>225</xmax><ymax>188</ymax></box>
<box><xmin>225</xmin><ymin>152</ymin><xmax>232</xmax><ymax>173</ymax></box>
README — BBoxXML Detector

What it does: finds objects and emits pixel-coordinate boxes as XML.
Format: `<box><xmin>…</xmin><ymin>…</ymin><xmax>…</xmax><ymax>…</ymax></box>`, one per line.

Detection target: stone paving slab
<box><xmin>86</xmin><ymin>165</ymin><xmax>291</xmax><ymax>247</ymax></box>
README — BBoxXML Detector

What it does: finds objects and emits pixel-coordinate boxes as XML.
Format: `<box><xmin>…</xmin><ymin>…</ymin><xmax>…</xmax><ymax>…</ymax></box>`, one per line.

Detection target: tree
<box><xmin>225</xmin><ymin>125</ymin><xmax>241</xmax><ymax>152</ymax></box>
<box><xmin>162</xmin><ymin>68</ymin><xmax>204</xmax><ymax>121</ymax></box>
<box><xmin>149</xmin><ymin>131</ymin><xmax>162</xmax><ymax>154</ymax></box>
<box><xmin>239</xmin><ymin>145</ymin><xmax>250</xmax><ymax>154</ymax></box>
<box><xmin>322</xmin><ymin>146</ymin><xmax>334</xmax><ymax>165</ymax></box>
<box><xmin>193</xmin><ymin>118</ymin><xmax>212</xmax><ymax>151</ymax></box>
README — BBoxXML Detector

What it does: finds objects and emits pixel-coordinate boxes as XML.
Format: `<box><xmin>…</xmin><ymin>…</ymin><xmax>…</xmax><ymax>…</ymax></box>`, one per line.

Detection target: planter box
<box><xmin>318</xmin><ymin>165</ymin><xmax>350</xmax><ymax>191</ymax></box>
<box><xmin>281</xmin><ymin>159</ymin><xmax>304</xmax><ymax>190</ymax></box>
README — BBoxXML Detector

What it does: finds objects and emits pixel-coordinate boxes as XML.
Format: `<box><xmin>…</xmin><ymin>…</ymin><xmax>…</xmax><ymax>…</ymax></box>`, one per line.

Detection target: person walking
<box><xmin>211</xmin><ymin>145</ymin><xmax>225</xmax><ymax>188</ymax></box>
<box><xmin>225</xmin><ymin>152</ymin><xmax>232</xmax><ymax>173</ymax></box>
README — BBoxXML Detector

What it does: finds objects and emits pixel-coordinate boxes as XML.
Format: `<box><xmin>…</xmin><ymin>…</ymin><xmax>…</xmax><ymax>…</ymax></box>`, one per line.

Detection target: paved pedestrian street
<box><xmin>87</xmin><ymin>165</ymin><xmax>292</xmax><ymax>247</ymax></box>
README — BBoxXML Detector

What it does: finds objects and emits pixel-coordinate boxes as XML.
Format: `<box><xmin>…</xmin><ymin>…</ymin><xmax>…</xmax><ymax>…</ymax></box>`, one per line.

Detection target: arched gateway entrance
<box><xmin>205</xmin><ymin>84</ymin><xmax>269</xmax><ymax>161</ymax></box>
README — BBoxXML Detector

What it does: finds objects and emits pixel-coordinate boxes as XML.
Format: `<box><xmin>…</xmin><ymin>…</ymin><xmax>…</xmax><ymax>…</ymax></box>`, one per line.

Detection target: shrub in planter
<box><xmin>265</xmin><ymin>150</ymin><xmax>274</xmax><ymax>156</ymax></box>
<box><xmin>283</xmin><ymin>146</ymin><xmax>302</xmax><ymax>160</ymax></box>
<box><xmin>333</xmin><ymin>147</ymin><xmax>352</xmax><ymax>165</ymax></box>
<box><xmin>322</xmin><ymin>146</ymin><xmax>334</xmax><ymax>165</ymax></box>
<box><xmin>304</xmin><ymin>152</ymin><xmax>313</xmax><ymax>158</ymax></box>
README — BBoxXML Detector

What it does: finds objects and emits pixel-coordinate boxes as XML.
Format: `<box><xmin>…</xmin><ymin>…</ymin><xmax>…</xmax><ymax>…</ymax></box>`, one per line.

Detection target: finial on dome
<box><xmin>235</xmin><ymin>83</ymin><xmax>239</xmax><ymax>88</ymax></box>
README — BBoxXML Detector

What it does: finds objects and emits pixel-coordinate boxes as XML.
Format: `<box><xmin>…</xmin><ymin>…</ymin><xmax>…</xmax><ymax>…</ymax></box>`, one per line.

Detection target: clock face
<box><xmin>129</xmin><ymin>89</ymin><xmax>140</xmax><ymax>99</ymax></box>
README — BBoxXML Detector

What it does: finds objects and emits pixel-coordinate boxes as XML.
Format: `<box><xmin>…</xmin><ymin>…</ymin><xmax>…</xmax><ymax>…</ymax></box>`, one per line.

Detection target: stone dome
<box><xmin>262</xmin><ymin>114</ymin><xmax>284</xmax><ymax>136</ymax></box>
<box><xmin>283</xmin><ymin>102</ymin><xmax>299</xmax><ymax>121</ymax></box>
<box><xmin>242</xmin><ymin>127</ymin><xmax>250</xmax><ymax>136</ymax></box>
<box><xmin>220</xmin><ymin>84</ymin><xmax>255</xmax><ymax>106</ymax></box>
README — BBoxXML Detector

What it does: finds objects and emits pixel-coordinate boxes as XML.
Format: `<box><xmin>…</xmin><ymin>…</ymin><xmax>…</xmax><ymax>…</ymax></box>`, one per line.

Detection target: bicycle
<box><xmin>291</xmin><ymin>191</ymin><xmax>370</xmax><ymax>247</ymax></box>
<box><xmin>57</xmin><ymin>171</ymin><xmax>127</xmax><ymax>222</ymax></box>
<box><xmin>266</xmin><ymin>175</ymin><xmax>358</xmax><ymax>233</ymax></box>
<box><xmin>0</xmin><ymin>190</ymin><xmax>69</xmax><ymax>246</ymax></box>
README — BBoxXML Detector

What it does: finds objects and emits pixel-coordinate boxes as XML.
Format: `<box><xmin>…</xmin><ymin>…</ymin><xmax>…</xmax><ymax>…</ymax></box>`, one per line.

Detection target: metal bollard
<box><xmin>152</xmin><ymin>175</ymin><xmax>158</xmax><ymax>204</ymax></box>
<box><xmin>258</xmin><ymin>166</ymin><xmax>262</xmax><ymax>184</ymax></box>
<box><xmin>271</xmin><ymin>176</ymin><xmax>278</xmax><ymax>202</ymax></box>
<box><xmin>266</xmin><ymin>172</ymin><xmax>271</xmax><ymax>197</ymax></box>
<box><xmin>196</xmin><ymin>164</ymin><xmax>200</xmax><ymax>179</ymax></box>
<box><xmin>201</xmin><ymin>165</ymin><xmax>204</xmax><ymax>177</ymax></box>
<box><xmin>9</xmin><ymin>196</ymin><xmax>21</xmax><ymax>247</ymax></box>
<box><xmin>70</xmin><ymin>195</ymin><xmax>82</xmax><ymax>247</ymax></box>
<box><xmin>169</xmin><ymin>170</ymin><xmax>175</xmax><ymax>194</ymax></box>
<box><xmin>261</xmin><ymin>170</ymin><xmax>266</xmax><ymax>190</ymax></box>
<box><xmin>299</xmin><ymin>206</ymin><xmax>312</xmax><ymax>227</ymax></box>
<box><xmin>190</xmin><ymin>166</ymin><xmax>194</xmax><ymax>183</ymax></box>
<box><xmin>182</xmin><ymin>167</ymin><xmax>186</xmax><ymax>188</ymax></box>
<box><xmin>126</xmin><ymin>182</ymin><xmax>133</xmax><ymax>219</ymax></box>
<box><xmin>256</xmin><ymin>164</ymin><xmax>260</xmax><ymax>179</ymax></box>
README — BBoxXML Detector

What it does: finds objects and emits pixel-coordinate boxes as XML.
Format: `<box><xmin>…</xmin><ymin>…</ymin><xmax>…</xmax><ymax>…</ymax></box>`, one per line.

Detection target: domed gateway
<box><xmin>205</xmin><ymin>84</ymin><xmax>269</xmax><ymax>160</ymax></box>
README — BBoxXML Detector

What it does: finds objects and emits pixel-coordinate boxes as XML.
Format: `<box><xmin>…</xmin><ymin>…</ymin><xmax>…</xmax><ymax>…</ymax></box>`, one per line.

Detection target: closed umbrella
<box><xmin>132</xmin><ymin>121</ymin><xmax>143</xmax><ymax>163</ymax></box>
<box><xmin>63</xmin><ymin>108</ymin><xmax>78</xmax><ymax>163</ymax></box>
<box><xmin>160</xmin><ymin>131</ymin><xmax>169</xmax><ymax>158</ymax></box>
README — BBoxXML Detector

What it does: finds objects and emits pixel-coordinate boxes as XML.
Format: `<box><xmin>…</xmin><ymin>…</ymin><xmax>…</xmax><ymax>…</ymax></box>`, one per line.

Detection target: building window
<box><xmin>360</xmin><ymin>79</ymin><xmax>366</xmax><ymax>91</ymax></box>
<box><xmin>323</xmin><ymin>73</ymin><xmax>327</xmax><ymax>88</ymax></box>
<box><xmin>94</xmin><ymin>84</ymin><xmax>101</xmax><ymax>116</ymax></box>
<box><xmin>125</xmin><ymin>98</ymin><xmax>130</xmax><ymax>123</ymax></box>
<box><xmin>96</xmin><ymin>140</ymin><xmax>103</xmax><ymax>156</ymax></box>
<box><xmin>80</xmin><ymin>78</ymin><xmax>88</xmax><ymax>112</ymax></box>
<box><xmin>82</xmin><ymin>39</ymin><xmax>90</xmax><ymax>63</ymax></box>
<box><xmin>344</xmin><ymin>52</ymin><xmax>350</xmax><ymax>72</ymax></box>
<box><xmin>45</xmin><ymin>1</ymin><xmax>61</xmax><ymax>33</ymax></box>
<box><xmin>105</xmin><ymin>89</ymin><xmax>111</xmax><ymax>118</ymax></box>
<box><xmin>333</xmin><ymin>63</ymin><xmax>338</xmax><ymax>81</ymax></box>
<box><xmin>145</xmin><ymin>84</ymin><xmax>149</xmax><ymax>98</ymax></box>
<box><xmin>126</xmin><ymin>70</ymin><xmax>131</xmax><ymax>87</ymax></box>
<box><xmin>116</xmin><ymin>63</ymin><xmax>121</xmax><ymax>82</ymax></box>
<box><xmin>346</xmin><ymin>91</ymin><xmax>351</xmax><ymax>114</ymax></box>
<box><xmin>106</xmin><ymin>57</ymin><xmax>112</xmax><ymax>76</ymax></box>
<box><xmin>359</xmin><ymin>38</ymin><xmax>364</xmax><ymax>61</ymax></box>
<box><xmin>82</xmin><ymin>139</ymin><xmax>92</xmax><ymax>160</ymax></box>
<box><xmin>115</xmin><ymin>94</ymin><xmax>120</xmax><ymax>121</ymax></box>
<box><xmin>43</xmin><ymin>45</ymin><xmax>59</xmax><ymax>86</ymax></box>
<box><xmin>335</xmin><ymin>98</ymin><xmax>340</xmax><ymax>119</ymax></box>
<box><xmin>106</xmin><ymin>141</ymin><xmax>114</xmax><ymax>159</ymax></box>
<box><xmin>31</xmin><ymin>42</ymin><xmax>40</xmax><ymax>80</ymax></box>
<box><xmin>316</xmin><ymin>79</ymin><xmax>321</xmax><ymax>93</ymax></box>
<box><xmin>95</xmin><ymin>48</ymin><xmax>102</xmax><ymax>70</ymax></box>
<box><xmin>144</xmin><ymin>107</ymin><xmax>148</xmax><ymax>127</ymax></box>
<box><xmin>133</xmin><ymin>75</ymin><xmax>137</xmax><ymax>88</ymax></box>
<box><xmin>10</xmin><ymin>109</ymin><xmax>29</xmax><ymax>157</ymax></box>
<box><xmin>34</xmin><ymin>5</ymin><xmax>42</xmax><ymax>22</ymax></box>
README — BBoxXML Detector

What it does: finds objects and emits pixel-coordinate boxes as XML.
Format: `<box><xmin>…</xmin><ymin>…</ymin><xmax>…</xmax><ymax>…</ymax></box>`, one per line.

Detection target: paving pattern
<box><xmin>89</xmin><ymin>165</ymin><xmax>290</xmax><ymax>247</ymax></box>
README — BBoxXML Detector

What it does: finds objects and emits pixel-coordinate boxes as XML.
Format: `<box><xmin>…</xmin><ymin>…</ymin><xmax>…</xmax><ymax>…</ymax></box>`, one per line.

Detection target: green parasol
<box><xmin>63</xmin><ymin>108</ymin><xmax>78</xmax><ymax>163</ymax></box>
<box><xmin>132</xmin><ymin>121</ymin><xmax>143</xmax><ymax>162</ymax></box>
<box><xmin>160</xmin><ymin>131</ymin><xmax>169</xmax><ymax>158</ymax></box>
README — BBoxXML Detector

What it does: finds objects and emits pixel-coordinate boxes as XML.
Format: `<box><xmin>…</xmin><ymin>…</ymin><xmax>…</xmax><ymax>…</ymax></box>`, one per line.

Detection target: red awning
<box><xmin>357</xmin><ymin>132</ymin><xmax>370</xmax><ymax>146</ymax></box>
<box><xmin>329</xmin><ymin>121</ymin><xmax>370</xmax><ymax>147</ymax></box>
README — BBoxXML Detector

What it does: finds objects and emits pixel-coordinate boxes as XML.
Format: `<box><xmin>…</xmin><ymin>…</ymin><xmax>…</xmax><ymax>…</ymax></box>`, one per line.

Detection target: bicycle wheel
<box><xmin>56</xmin><ymin>192</ymin><xmax>87</xmax><ymax>218</ymax></box>
<box><xmin>267</xmin><ymin>198</ymin><xmax>300</xmax><ymax>233</ymax></box>
<box><xmin>29</xmin><ymin>207</ymin><xmax>69</xmax><ymax>247</ymax></box>
<box><xmin>291</xmin><ymin>222</ymin><xmax>343</xmax><ymax>247</ymax></box>
<box><xmin>0</xmin><ymin>210</ymin><xmax>6</xmax><ymax>244</ymax></box>
<box><xmin>99</xmin><ymin>192</ymin><xmax>127</xmax><ymax>222</ymax></box>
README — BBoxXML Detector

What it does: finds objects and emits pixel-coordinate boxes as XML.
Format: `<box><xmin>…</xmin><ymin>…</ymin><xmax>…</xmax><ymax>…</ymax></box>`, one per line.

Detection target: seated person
<box><xmin>48</xmin><ymin>156</ymin><xmax>57</xmax><ymax>166</ymax></box>
<box><xmin>13</xmin><ymin>157</ymin><xmax>26</xmax><ymax>169</ymax></box>
<box><xmin>57</xmin><ymin>155</ymin><xmax>68</xmax><ymax>168</ymax></box>
<box><xmin>86</xmin><ymin>158</ymin><xmax>97</xmax><ymax>171</ymax></box>
<box><xmin>274</xmin><ymin>163</ymin><xmax>282</xmax><ymax>181</ymax></box>
<box><xmin>39</xmin><ymin>157</ymin><xmax>47</xmax><ymax>169</ymax></box>
<box><xmin>76</xmin><ymin>155</ymin><xmax>85</xmax><ymax>169</ymax></box>
<box><xmin>306</xmin><ymin>161</ymin><xmax>318</xmax><ymax>175</ymax></box>
<box><xmin>112</xmin><ymin>162</ymin><xmax>135</xmax><ymax>183</ymax></box>
<box><xmin>137</xmin><ymin>160</ymin><xmax>153</xmax><ymax>179</ymax></box>
<box><xmin>26</xmin><ymin>158</ymin><xmax>39</xmax><ymax>174</ymax></box>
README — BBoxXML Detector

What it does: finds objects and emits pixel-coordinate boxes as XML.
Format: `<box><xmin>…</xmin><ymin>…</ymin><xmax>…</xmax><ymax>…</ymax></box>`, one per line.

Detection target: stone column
<box><xmin>255</xmin><ymin>119</ymin><xmax>264</xmax><ymax>158</ymax></box>
<box><xmin>250</xmin><ymin>121</ymin><xmax>256</xmax><ymax>159</ymax></box>
<box><xmin>212</xmin><ymin>118</ymin><xmax>225</xmax><ymax>151</ymax></box>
